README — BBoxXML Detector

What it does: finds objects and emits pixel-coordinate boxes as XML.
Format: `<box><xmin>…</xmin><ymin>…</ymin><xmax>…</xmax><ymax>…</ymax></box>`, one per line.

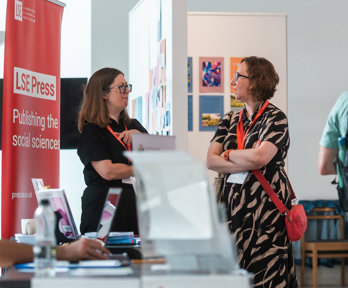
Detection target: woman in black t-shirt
<box><xmin>77</xmin><ymin>67</ymin><xmax>147</xmax><ymax>234</ymax></box>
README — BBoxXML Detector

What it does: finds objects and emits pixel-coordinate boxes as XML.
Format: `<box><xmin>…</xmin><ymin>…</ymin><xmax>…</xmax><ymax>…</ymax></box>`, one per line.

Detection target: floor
<box><xmin>296</xmin><ymin>265</ymin><xmax>348</xmax><ymax>287</ymax></box>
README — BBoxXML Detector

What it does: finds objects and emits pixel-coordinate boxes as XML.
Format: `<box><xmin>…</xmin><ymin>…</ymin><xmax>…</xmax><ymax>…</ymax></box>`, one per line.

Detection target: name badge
<box><xmin>122</xmin><ymin>177</ymin><xmax>132</xmax><ymax>184</ymax></box>
<box><xmin>226</xmin><ymin>172</ymin><xmax>248</xmax><ymax>184</ymax></box>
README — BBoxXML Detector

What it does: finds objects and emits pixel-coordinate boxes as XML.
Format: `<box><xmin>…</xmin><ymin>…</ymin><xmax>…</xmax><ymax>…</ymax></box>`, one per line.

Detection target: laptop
<box><xmin>96</xmin><ymin>188</ymin><xmax>139</xmax><ymax>247</ymax></box>
<box><xmin>96</xmin><ymin>188</ymin><xmax>122</xmax><ymax>243</ymax></box>
<box><xmin>35</xmin><ymin>186</ymin><xmax>80</xmax><ymax>241</ymax></box>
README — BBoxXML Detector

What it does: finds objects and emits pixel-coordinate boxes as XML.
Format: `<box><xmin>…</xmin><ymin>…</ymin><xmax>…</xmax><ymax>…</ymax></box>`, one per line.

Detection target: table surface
<box><xmin>0</xmin><ymin>263</ymin><xmax>252</xmax><ymax>288</ymax></box>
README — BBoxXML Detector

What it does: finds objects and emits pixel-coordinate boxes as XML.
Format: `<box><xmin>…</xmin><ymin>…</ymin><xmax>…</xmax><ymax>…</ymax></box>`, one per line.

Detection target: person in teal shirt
<box><xmin>318</xmin><ymin>91</ymin><xmax>348</xmax><ymax>176</ymax></box>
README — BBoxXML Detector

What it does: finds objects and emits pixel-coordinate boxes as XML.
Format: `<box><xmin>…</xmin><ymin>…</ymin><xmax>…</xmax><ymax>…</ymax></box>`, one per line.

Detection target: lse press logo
<box><xmin>15</xmin><ymin>0</ymin><xmax>22</xmax><ymax>21</ymax></box>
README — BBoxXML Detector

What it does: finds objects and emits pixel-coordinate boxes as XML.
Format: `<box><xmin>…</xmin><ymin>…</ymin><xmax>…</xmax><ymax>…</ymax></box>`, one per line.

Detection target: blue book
<box><xmin>106</xmin><ymin>237</ymin><xmax>139</xmax><ymax>245</ymax></box>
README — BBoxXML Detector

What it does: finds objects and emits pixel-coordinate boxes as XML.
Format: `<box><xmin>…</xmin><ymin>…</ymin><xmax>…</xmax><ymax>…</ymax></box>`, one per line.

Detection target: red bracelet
<box><xmin>224</xmin><ymin>149</ymin><xmax>233</xmax><ymax>160</ymax></box>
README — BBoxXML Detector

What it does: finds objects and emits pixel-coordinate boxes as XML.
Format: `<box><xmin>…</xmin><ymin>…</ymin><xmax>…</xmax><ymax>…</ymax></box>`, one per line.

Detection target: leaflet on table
<box><xmin>15</xmin><ymin>260</ymin><xmax>122</xmax><ymax>269</ymax></box>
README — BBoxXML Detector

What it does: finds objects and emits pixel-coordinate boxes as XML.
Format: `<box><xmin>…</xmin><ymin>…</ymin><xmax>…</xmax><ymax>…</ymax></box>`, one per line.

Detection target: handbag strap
<box><xmin>252</xmin><ymin>169</ymin><xmax>296</xmax><ymax>215</ymax></box>
<box><xmin>234</xmin><ymin>104</ymin><xmax>295</xmax><ymax>214</ymax></box>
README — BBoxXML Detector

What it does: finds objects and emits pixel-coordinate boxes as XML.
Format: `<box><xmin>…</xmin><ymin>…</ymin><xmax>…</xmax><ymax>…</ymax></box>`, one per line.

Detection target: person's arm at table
<box><xmin>56</xmin><ymin>238</ymin><xmax>110</xmax><ymax>262</ymax></box>
<box><xmin>0</xmin><ymin>238</ymin><xmax>110</xmax><ymax>267</ymax></box>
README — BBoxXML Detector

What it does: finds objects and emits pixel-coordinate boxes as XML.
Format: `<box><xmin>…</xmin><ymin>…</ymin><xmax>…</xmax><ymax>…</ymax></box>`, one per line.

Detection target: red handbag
<box><xmin>253</xmin><ymin>169</ymin><xmax>307</xmax><ymax>242</ymax></box>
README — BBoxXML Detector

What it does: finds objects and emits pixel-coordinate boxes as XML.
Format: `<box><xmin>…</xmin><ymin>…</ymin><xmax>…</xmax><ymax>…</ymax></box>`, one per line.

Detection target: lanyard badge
<box><xmin>236</xmin><ymin>100</ymin><xmax>269</xmax><ymax>149</ymax></box>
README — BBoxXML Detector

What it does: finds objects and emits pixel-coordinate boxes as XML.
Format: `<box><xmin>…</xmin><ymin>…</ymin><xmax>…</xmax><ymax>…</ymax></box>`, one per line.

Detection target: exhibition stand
<box><xmin>0</xmin><ymin>150</ymin><xmax>252</xmax><ymax>287</ymax></box>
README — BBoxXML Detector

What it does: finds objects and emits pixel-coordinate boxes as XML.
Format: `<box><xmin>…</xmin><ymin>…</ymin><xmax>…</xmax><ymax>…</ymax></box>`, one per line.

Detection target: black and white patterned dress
<box><xmin>211</xmin><ymin>102</ymin><xmax>298</xmax><ymax>288</ymax></box>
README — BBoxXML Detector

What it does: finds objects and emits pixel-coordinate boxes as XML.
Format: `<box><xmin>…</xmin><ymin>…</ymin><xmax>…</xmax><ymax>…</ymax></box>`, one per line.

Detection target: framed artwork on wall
<box><xmin>199</xmin><ymin>57</ymin><xmax>224</xmax><ymax>93</ymax></box>
<box><xmin>199</xmin><ymin>95</ymin><xmax>224</xmax><ymax>131</ymax></box>
<box><xmin>188</xmin><ymin>95</ymin><xmax>193</xmax><ymax>131</ymax></box>
<box><xmin>188</xmin><ymin>57</ymin><xmax>193</xmax><ymax>93</ymax></box>
<box><xmin>230</xmin><ymin>57</ymin><xmax>243</xmax><ymax>94</ymax></box>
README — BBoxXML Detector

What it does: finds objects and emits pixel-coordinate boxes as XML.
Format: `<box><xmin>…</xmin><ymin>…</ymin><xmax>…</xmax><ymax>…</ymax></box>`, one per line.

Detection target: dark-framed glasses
<box><xmin>235</xmin><ymin>72</ymin><xmax>249</xmax><ymax>81</ymax></box>
<box><xmin>109</xmin><ymin>84</ymin><xmax>132</xmax><ymax>94</ymax></box>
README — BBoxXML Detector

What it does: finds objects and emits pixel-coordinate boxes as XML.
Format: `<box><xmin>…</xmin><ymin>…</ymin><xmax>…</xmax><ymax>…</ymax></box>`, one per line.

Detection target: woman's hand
<box><xmin>117</xmin><ymin>129</ymin><xmax>141</xmax><ymax>144</ymax></box>
<box><xmin>207</xmin><ymin>140</ymin><xmax>277</xmax><ymax>173</ymax></box>
<box><xmin>56</xmin><ymin>238</ymin><xmax>110</xmax><ymax>261</ymax></box>
<box><xmin>91</xmin><ymin>160</ymin><xmax>134</xmax><ymax>181</ymax></box>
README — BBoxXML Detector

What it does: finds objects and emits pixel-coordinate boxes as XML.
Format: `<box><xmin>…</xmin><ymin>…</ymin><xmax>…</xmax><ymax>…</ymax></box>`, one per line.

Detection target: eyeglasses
<box><xmin>109</xmin><ymin>84</ymin><xmax>132</xmax><ymax>94</ymax></box>
<box><xmin>235</xmin><ymin>72</ymin><xmax>249</xmax><ymax>81</ymax></box>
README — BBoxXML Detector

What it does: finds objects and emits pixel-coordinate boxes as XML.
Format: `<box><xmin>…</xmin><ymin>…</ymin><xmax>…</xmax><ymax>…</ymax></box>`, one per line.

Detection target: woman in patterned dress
<box><xmin>207</xmin><ymin>56</ymin><xmax>297</xmax><ymax>287</ymax></box>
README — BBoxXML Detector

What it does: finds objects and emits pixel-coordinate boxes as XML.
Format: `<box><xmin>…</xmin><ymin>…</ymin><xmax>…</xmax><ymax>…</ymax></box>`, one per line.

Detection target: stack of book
<box><xmin>84</xmin><ymin>231</ymin><xmax>140</xmax><ymax>245</ymax></box>
<box><xmin>106</xmin><ymin>232</ymin><xmax>139</xmax><ymax>245</ymax></box>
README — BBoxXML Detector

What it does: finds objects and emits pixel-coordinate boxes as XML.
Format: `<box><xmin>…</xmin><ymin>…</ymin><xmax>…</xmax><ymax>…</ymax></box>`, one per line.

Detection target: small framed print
<box><xmin>199</xmin><ymin>57</ymin><xmax>224</xmax><ymax>93</ymax></box>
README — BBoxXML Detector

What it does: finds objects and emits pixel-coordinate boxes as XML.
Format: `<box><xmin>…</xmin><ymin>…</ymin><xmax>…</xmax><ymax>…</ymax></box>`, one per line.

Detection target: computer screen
<box><xmin>35</xmin><ymin>188</ymin><xmax>79</xmax><ymax>239</ymax></box>
<box><xmin>96</xmin><ymin>188</ymin><xmax>122</xmax><ymax>243</ymax></box>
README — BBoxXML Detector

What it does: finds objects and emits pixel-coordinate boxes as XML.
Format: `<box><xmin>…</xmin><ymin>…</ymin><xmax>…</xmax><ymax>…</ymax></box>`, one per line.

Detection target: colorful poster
<box><xmin>199</xmin><ymin>57</ymin><xmax>224</xmax><ymax>93</ymax></box>
<box><xmin>199</xmin><ymin>95</ymin><xmax>224</xmax><ymax>131</ymax></box>
<box><xmin>188</xmin><ymin>95</ymin><xmax>193</xmax><ymax>131</ymax></box>
<box><xmin>2</xmin><ymin>0</ymin><xmax>64</xmax><ymax>238</ymax></box>
<box><xmin>230</xmin><ymin>57</ymin><xmax>243</xmax><ymax>93</ymax></box>
<box><xmin>160</xmin><ymin>39</ymin><xmax>166</xmax><ymax>84</ymax></box>
<box><xmin>188</xmin><ymin>57</ymin><xmax>193</xmax><ymax>93</ymax></box>
<box><xmin>135</xmin><ymin>96</ymin><xmax>143</xmax><ymax>122</ymax></box>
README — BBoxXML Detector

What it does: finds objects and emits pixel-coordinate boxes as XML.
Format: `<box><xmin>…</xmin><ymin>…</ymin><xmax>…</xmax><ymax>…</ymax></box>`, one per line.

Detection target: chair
<box><xmin>301</xmin><ymin>207</ymin><xmax>348</xmax><ymax>288</ymax></box>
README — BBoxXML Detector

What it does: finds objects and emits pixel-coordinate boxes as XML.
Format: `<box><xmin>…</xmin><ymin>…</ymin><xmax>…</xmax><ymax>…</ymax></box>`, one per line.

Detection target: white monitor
<box><xmin>132</xmin><ymin>134</ymin><xmax>176</xmax><ymax>151</ymax></box>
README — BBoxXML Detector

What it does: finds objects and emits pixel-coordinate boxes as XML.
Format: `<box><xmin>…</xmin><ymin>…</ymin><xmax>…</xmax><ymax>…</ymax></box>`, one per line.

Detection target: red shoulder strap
<box><xmin>252</xmin><ymin>169</ymin><xmax>295</xmax><ymax>214</ymax></box>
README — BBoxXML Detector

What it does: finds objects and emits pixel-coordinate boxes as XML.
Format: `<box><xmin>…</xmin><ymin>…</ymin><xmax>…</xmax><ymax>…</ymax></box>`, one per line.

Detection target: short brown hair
<box><xmin>78</xmin><ymin>67</ymin><xmax>130</xmax><ymax>132</ymax></box>
<box><xmin>241</xmin><ymin>56</ymin><xmax>279</xmax><ymax>101</ymax></box>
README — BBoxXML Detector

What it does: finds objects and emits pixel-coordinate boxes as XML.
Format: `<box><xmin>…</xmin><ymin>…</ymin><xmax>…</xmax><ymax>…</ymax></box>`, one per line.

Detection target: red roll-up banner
<box><xmin>2</xmin><ymin>0</ymin><xmax>64</xmax><ymax>238</ymax></box>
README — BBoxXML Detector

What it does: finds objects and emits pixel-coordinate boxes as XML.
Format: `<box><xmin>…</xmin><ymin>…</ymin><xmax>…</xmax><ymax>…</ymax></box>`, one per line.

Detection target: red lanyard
<box><xmin>236</xmin><ymin>100</ymin><xmax>269</xmax><ymax>149</ymax></box>
<box><xmin>107</xmin><ymin>124</ymin><xmax>132</xmax><ymax>151</ymax></box>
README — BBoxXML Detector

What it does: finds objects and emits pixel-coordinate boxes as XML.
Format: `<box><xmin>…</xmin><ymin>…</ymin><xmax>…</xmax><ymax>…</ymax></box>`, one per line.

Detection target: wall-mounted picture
<box><xmin>202</xmin><ymin>113</ymin><xmax>221</xmax><ymax>127</ymax></box>
<box><xmin>230</xmin><ymin>57</ymin><xmax>243</xmax><ymax>93</ymax></box>
<box><xmin>134</xmin><ymin>96</ymin><xmax>143</xmax><ymax>122</ymax></box>
<box><xmin>230</xmin><ymin>94</ymin><xmax>244</xmax><ymax>112</ymax></box>
<box><xmin>160</xmin><ymin>39</ymin><xmax>166</xmax><ymax>84</ymax></box>
<box><xmin>188</xmin><ymin>57</ymin><xmax>193</xmax><ymax>93</ymax></box>
<box><xmin>199</xmin><ymin>95</ymin><xmax>224</xmax><ymax>131</ymax></box>
<box><xmin>188</xmin><ymin>95</ymin><xmax>193</xmax><ymax>131</ymax></box>
<box><xmin>199</xmin><ymin>57</ymin><xmax>224</xmax><ymax>93</ymax></box>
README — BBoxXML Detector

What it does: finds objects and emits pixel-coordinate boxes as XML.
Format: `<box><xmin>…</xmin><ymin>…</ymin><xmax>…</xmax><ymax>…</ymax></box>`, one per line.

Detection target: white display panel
<box><xmin>129</xmin><ymin>0</ymin><xmax>187</xmax><ymax>150</ymax></box>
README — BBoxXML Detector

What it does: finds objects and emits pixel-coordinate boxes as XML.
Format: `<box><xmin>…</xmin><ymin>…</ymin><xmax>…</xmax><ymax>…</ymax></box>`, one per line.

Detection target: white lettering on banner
<box><xmin>13</xmin><ymin>67</ymin><xmax>56</xmax><ymax>101</ymax></box>
<box><xmin>15</xmin><ymin>0</ymin><xmax>22</xmax><ymax>21</ymax></box>
<box><xmin>13</xmin><ymin>109</ymin><xmax>46</xmax><ymax>131</ymax></box>
<box><xmin>12</xmin><ymin>192</ymin><xmax>32</xmax><ymax>200</ymax></box>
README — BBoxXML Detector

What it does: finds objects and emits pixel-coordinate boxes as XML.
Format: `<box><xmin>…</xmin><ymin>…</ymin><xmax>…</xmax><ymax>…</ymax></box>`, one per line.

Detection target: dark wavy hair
<box><xmin>78</xmin><ymin>67</ymin><xmax>130</xmax><ymax>132</ymax></box>
<box><xmin>241</xmin><ymin>56</ymin><xmax>279</xmax><ymax>101</ymax></box>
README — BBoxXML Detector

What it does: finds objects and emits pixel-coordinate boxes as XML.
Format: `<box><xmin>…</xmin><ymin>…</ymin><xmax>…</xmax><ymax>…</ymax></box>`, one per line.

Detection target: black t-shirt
<box><xmin>78</xmin><ymin>118</ymin><xmax>147</xmax><ymax>186</ymax></box>
<box><xmin>77</xmin><ymin>118</ymin><xmax>148</xmax><ymax>234</ymax></box>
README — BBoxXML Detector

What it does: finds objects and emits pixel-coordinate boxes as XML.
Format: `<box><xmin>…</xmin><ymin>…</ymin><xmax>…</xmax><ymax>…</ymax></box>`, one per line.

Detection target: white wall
<box><xmin>91</xmin><ymin>0</ymin><xmax>139</xmax><ymax>77</ymax></box>
<box><xmin>59</xmin><ymin>0</ymin><xmax>91</xmax><ymax>231</ymax></box>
